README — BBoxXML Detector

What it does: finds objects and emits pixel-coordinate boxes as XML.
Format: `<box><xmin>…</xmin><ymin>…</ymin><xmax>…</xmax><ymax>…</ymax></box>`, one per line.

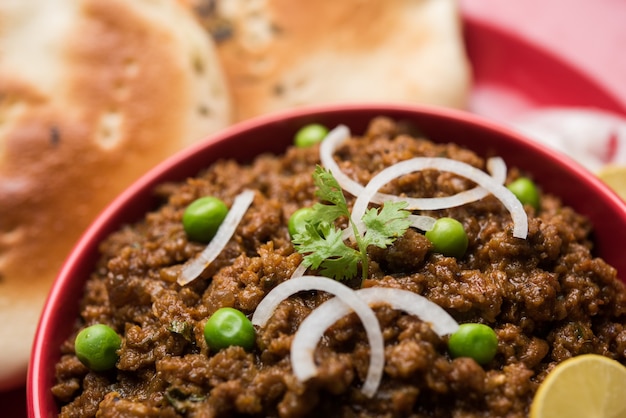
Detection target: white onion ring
<box><xmin>320</xmin><ymin>125</ymin><xmax>508</xmax><ymax>210</ymax></box>
<box><xmin>348</xmin><ymin>157</ymin><xmax>527</xmax><ymax>240</ymax></box>
<box><xmin>319</xmin><ymin>125</ymin><xmax>362</xmax><ymax>197</ymax></box>
<box><xmin>251</xmin><ymin>276</ymin><xmax>384</xmax><ymax>397</ymax></box>
<box><xmin>178</xmin><ymin>189</ymin><xmax>255</xmax><ymax>285</ymax></box>
<box><xmin>289</xmin><ymin>286</ymin><xmax>458</xmax><ymax>397</ymax></box>
<box><xmin>290</xmin><ymin>262</ymin><xmax>308</xmax><ymax>279</ymax></box>
<box><xmin>364</xmin><ymin>156</ymin><xmax>507</xmax><ymax>211</ymax></box>
<box><xmin>408</xmin><ymin>214</ymin><xmax>437</xmax><ymax>232</ymax></box>
<box><xmin>355</xmin><ymin>287</ymin><xmax>459</xmax><ymax>336</ymax></box>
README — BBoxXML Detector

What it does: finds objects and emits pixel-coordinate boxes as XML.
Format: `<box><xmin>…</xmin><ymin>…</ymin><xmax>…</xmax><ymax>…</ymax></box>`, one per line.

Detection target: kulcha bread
<box><xmin>191</xmin><ymin>0</ymin><xmax>471</xmax><ymax>121</ymax></box>
<box><xmin>0</xmin><ymin>0</ymin><xmax>231</xmax><ymax>389</ymax></box>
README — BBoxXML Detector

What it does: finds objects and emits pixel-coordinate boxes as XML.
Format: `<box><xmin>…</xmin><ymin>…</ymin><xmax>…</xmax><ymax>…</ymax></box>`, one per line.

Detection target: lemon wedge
<box><xmin>530</xmin><ymin>354</ymin><xmax>626</xmax><ymax>418</ymax></box>
<box><xmin>598</xmin><ymin>165</ymin><xmax>626</xmax><ymax>201</ymax></box>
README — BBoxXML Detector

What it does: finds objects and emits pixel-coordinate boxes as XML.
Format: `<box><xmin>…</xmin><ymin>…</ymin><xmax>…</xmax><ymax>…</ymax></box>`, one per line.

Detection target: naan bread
<box><xmin>0</xmin><ymin>0</ymin><xmax>231</xmax><ymax>389</ymax></box>
<box><xmin>191</xmin><ymin>0</ymin><xmax>471</xmax><ymax>121</ymax></box>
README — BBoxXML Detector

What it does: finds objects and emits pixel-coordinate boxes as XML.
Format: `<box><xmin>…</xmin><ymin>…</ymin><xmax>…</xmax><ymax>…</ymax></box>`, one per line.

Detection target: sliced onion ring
<box><xmin>355</xmin><ymin>287</ymin><xmax>459</xmax><ymax>336</ymax></box>
<box><xmin>408</xmin><ymin>214</ymin><xmax>437</xmax><ymax>232</ymax></box>
<box><xmin>320</xmin><ymin>125</ymin><xmax>508</xmax><ymax>210</ymax></box>
<box><xmin>289</xmin><ymin>286</ymin><xmax>459</xmax><ymax>397</ymax></box>
<box><xmin>178</xmin><ymin>189</ymin><xmax>255</xmax><ymax>286</ymax></box>
<box><xmin>251</xmin><ymin>276</ymin><xmax>384</xmax><ymax>397</ymax></box>
<box><xmin>290</xmin><ymin>262</ymin><xmax>308</xmax><ymax>279</ymax></box>
<box><xmin>348</xmin><ymin>157</ymin><xmax>528</xmax><ymax>240</ymax></box>
<box><xmin>319</xmin><ymin>125</ymin><xmax>362</xmax><ymax>197</ymax></box>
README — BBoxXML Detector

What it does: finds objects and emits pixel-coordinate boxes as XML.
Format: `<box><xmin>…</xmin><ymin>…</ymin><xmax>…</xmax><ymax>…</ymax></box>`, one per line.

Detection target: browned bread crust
<box><xmin>192</xmin><ymin>0</ymin><xmax>471</xmax><ymax>121</ymax></box>
<box><xmin>0</xmin><ymin>0</ymin><xmax>231</xmax><ymax>389</ymax></box>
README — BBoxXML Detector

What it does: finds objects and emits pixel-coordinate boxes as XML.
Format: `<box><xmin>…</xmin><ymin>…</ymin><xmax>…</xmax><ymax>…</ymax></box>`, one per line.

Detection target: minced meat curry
<box><xmin>51</xmin><ymin>117</ymin><xmax>626</xmax><ymax>417</ymax></box>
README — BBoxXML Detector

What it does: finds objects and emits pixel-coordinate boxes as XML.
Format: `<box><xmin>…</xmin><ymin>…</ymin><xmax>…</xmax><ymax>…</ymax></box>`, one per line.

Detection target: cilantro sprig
<box><xmin>291</xmin><ymin>166</ymin><xmax>411</xmax><ymax>282</ymax></box>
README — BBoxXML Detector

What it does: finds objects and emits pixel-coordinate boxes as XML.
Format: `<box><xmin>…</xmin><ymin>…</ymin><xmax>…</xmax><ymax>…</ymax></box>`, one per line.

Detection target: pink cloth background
<box><xmin>461</xmin><ymin>0</ymin><xmax>626</xmax><ymax>109</ymax></box>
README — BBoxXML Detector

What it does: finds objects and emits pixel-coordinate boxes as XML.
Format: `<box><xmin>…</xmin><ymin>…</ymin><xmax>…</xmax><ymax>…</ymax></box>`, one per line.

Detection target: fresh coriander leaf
<box><xmin>317</xmin><ymin>255</ymin><xmax>359</xmax><ymax>282</ymax></box>
<box><xmin>292</xmin><ymin>221</ymin><xmax>360</xmax><ymax>281</ymax></box>
<box><xmin>362</xmin><ymin>201</ymin><xmax>411</xmax><ymax>248</ymax></box>
<box><xmin>292</xmin><ymin>167</ymin><xmax>411</xmax><ymax>283</ymax></box>
<box><xmin>309</xmin><ymin>202</ymin><xmax>346</xmax><ymax>225</ymax></box>
<box><xmin>307</xmin><ymin>166</ymin><xmax>350</xmax><ymax>226</ymax></box>
<box><xmin>313</xmin><ymin>166</ymin><xmax>350</xmax><ymax>216</ymax></box>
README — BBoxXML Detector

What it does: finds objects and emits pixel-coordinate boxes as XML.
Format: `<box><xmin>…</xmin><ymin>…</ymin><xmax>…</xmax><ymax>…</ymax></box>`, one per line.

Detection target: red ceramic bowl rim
<box><xmin>27</xmin><ymin>102</ymin><xmax>626</xmax><ymax>416</ymax></box>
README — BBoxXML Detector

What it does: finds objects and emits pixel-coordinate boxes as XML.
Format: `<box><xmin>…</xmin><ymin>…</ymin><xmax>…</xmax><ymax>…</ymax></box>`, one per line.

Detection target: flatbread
<box><xmin>0</xmin><ymin>0</ymin><xmax>231</xmax><ymax>389</ymax></box>
<box><xmin>191</xmin><ymin>0</ymin><xmax>471</xmax><ymax>121</ymax></box>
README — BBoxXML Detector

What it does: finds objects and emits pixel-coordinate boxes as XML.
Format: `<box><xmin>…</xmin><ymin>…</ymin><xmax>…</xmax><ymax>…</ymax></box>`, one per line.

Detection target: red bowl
<box><xmin>27</xmin><ymin>103</ymin><xmax>626</xmax><ymax>416</ymax></box>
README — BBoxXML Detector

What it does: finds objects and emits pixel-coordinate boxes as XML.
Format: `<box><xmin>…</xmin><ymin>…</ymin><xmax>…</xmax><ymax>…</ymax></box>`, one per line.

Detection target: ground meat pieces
<box><xmin>369</xmin><ymin>228</ymin><xmax>432</xmax><ymax>273</ymax></box>
<box><xmin>53</xmin><ymin>117</ymin><xmax>626</xmax><ymax>417</ymax></box>
<box><xmin>96</xmin><ymin>391</ymin><xmax>179</xmax><ymax>418</ymax></box>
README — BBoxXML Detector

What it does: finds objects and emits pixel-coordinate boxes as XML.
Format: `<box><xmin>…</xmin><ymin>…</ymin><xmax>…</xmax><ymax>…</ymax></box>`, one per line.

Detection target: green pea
<box><xmin>425</xmin><ymin>217</ymin><xmax>468</xmax><ymax>258</ymax></box>
<box><xmin>288</xmin><ymin>207</ymin><xmax>315</xmax><ymax>238</ymax></box>
<box><xmin>183</xmin><ymin>196</ymin><xmax>229</xmax><ymax>242</ymax></box>
<box><xmin>507</xmin><ymin>177</ymin><xmax>540</xmax><ymax>211</ymax></box>
<box><xmin>204</xmin><ymin>307</ymin><xmax>255</xmax><ymax>352</ymax></box>
<box><xmin>294</xmin><ymin>124</ymin><xmax>329</xmax><ymax>148</ymax></box>
<box><xmin>448</xmin><ymin>323</ymin><xmax>498</xmax><ymax>365</ymax></box>
<box><xmin>74</xmin><ymin>324</ymin><xmax>122</xmax><ymax>371</ymax></box>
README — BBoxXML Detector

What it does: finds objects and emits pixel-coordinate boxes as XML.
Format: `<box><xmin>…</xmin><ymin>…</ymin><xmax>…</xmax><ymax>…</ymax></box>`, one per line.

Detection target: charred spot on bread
<box><xmin>210</xmin><ymin>20</ymin><xmax>234</xmax><ymax>43</ymax></box>
<box><xmin>273</xmin><ymin>84</ymin><xmax>285</xmax><ymax>97</ymax></box>
<box><xmin>49</xmin><ymin>126</ymin><xmax>61</xmax><ymax>147</ymax></box>
<box><xmin>198</xmin><ymin>104</ymin><xmax>210</xmax><ymax>116</ymax></box>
